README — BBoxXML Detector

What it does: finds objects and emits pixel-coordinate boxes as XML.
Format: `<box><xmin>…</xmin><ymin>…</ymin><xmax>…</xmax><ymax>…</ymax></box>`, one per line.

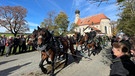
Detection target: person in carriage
<box><xmin>89</xmin><ymin>28</ymin><xmax>97</xmax><ymax>41</ymax></box>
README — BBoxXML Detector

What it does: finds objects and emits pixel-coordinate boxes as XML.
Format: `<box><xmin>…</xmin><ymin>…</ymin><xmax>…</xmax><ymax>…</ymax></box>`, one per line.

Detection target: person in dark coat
<box><xmin>89</xmin><ymin>28</ymin><xmax>96</xmax><ymax>40</ymax></box>
<box><xmin>111</xmin><ymin>36</ymin><xmax>116</xmax><ymax>46</ymax></box>
<box><xmin>129</xmin><ymin>36</ymin><xmax>135</xmax><ymax>64</ymax></box>
<box><xmin>110</xmin><ymin>42</ymin><xmax>135</xmax><ymax>76</ymax></box>
<box><xmin>0</xmin><ymin>34</ymin><xmax>6</xmax><ymax>56</ymax></box>
<box><xmin>12</xmin><ymin>35</ymin><xmax>20</xmax><ymax>54</ymax></box>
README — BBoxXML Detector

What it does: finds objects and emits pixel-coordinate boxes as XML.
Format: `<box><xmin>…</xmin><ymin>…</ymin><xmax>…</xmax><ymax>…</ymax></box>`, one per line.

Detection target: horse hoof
<box><xmin>75</xmin><ymin>60</ymin><xmax>79</xmax><ymax>63</ymax></box>
<box><xmin>41</xmin><ymin>68</ymin><xmax>47</xmax><ymax>74</ymax></box>
<box><xmin>50</xmin><ymin>74</ymin><xmax>55</xmax><ymax>76</ymax></box>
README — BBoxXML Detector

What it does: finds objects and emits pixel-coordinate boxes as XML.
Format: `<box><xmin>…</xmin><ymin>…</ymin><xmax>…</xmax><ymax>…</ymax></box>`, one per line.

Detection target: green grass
<box><xmin>0</xmin><ymin>33</ymin><xmax>30</xmax><ymax>37</ymax></box>
<box><xmin>0</xmin><ymin>33</ymin><xmax>14</xmax><ymax>37</ymax></box>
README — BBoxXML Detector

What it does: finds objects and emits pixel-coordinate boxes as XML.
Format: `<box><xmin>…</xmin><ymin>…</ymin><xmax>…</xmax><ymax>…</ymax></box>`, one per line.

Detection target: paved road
<box><xmin>0</xmin><ymin>43</ymin><xmax>112</xmax><ymax>76</ymax></box>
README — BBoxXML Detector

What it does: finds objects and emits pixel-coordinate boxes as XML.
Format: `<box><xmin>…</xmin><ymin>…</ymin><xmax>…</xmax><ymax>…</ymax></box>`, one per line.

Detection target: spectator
<box><xmin>110</xmin><ymin>42</ymin><xmax>135</xmax><ymax>76</ymax></box>
<box><xmin>129</xmin><ymin>36</ymin><xmax>135</xmax><ymax>64</ymax></box>
<box><xmin>12</xmin><ymin>35</ymin><xmax>20</xmax><ymax>54</ymax></box>
<box><xmin>26</xmin><ymin>35</ymin><xmax>31</xmax><ymax>51</ymax></box>
<box><xmin>0</xmin><ymin>34</ymin><xmax>6</xmax><ymax>56</ymax></box>
<box><xmin>21</xmin><ymin>35</ymin><xmax>27</xmax><ymax>52</ymax></box>
<box><xmin>18</xmin><ymin>35</ymin><xmax>23</xmax><ymax>53</ymax></box>
<box><xmin>111</xmin><ymin>36</ymin><xmax>116</xmax><ymax>46</ymax></box>
<box><xmin>5</xmin><ymin>36</ymin><xmax>13</xmax><ymax>57</ymax></box>
<box><xmin>0</xmin><ymin>35</ymin><xmax>2</xmax><ymax>56</ymax></box>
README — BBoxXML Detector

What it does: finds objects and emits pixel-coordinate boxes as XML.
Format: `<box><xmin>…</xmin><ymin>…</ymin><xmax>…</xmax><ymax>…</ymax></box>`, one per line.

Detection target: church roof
<box><xmin>76</xmin><ymin>13</ymin><xmax>109</xmax><ymax>26</ymax></box>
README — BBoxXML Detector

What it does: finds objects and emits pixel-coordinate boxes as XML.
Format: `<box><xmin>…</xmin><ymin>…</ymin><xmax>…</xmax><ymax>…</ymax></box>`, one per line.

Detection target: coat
<box><xmin>110</xmin><ymin>55</ymin><xmax>135</xmax><ymax>76</ymax></box>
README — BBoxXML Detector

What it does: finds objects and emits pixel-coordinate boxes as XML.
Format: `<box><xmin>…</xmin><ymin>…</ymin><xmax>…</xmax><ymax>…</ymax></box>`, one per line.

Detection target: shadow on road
<box><xmin>0</xmin><ymin>62</ymin><xmax>32</xmax><ymax>76</ymax></box>
<box><xmin>52</xmin><ymin>54</ymin><xmax>81</xmax><ymax>76</ymax></box>
<box><xmin>0</xmin><ymin>59</ymin><xmax>18</xmax><ymax>65</ymax></box>
<box><xmin>43</xmin><ymin>52</ymin><xmax>83</xmax><ymax>76</ymax></box>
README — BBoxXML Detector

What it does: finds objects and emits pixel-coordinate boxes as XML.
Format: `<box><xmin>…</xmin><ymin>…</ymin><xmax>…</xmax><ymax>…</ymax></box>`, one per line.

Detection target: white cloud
<box><xmin>27</xmin><ymin>22</ymin><xmax>40</xmax><ymax>33</ymax></box>
<box><xmin>26</xmin><ymin>28</ymin><xmax>35</xmax><ymax>33</ymax></box>
<box><xmin>72</xmin><ymin>0</ymin><xmax>119</xmax><ymax>21</ymax></box>
<box><xmin>28</xmin><ymin>22</ymin><xmax>39</xmax><ymax>27</ymax></box>
<box><xmin>0</xmin><ymin>22</ymin><xmax>39</xmax><ymax>33</ymax></box>
<box><xmin>0</xmin><ymin>27</ymin><xmax>7</xmax><ymax>32</ymax></box>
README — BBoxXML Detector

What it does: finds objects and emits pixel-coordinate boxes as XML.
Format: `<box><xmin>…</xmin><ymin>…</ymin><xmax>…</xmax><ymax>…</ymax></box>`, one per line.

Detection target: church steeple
<box><xmin>75</xmin><ymin>10</ymin><xmax>80</xmax><ymax>14</ymax></box>
<box><xmin>75</xmin><ymin>10</ymin><xmax>80</xmax><ymax>24</ymax></box>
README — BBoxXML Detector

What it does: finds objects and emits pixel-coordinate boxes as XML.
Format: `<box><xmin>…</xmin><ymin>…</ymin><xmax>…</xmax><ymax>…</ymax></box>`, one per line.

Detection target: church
<box><xmin>74</xmin><ymin>10</ymin><xmax>112</xmax><ymax>37</ymax></box>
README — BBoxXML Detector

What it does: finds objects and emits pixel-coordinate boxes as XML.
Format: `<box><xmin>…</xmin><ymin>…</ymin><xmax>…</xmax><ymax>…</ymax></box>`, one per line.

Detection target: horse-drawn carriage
<box><xmin>31</xmin><ymin>26</ymin><xmax>105</xmax><ymax>76</ymax></box>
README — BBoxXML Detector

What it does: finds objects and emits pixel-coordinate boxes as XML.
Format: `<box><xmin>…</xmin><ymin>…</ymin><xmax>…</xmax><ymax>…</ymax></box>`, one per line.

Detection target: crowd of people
<box><xmin>0</xmin><ymin>34</ymin><xmax>36</xmax><ymax>57</ymax></box>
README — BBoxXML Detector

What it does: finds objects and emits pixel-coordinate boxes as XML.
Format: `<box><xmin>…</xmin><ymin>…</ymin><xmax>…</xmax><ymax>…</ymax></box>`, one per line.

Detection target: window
<box><xmin>105</xmin><ymin>26</ymin><xmax>107</xmax><ymax>34</ymax></box>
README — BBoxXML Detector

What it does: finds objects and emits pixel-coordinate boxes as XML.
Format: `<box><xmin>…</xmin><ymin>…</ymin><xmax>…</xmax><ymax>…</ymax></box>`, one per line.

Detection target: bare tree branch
<box><xmin>0</xmin><ymin>6</ymin><xmax>29</xmax><ymax>37</ymax></box>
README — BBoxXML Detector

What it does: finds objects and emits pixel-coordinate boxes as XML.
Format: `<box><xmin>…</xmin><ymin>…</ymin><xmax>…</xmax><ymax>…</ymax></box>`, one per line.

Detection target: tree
<box><xmin>117</xmin><ymin>0</ymin><xmax>135</xmax><ymax>36</ymax></box>
<box><xmin>54</xmin><ymin>11</ymin><xmax>69</xmax><ymax>36</ymax></box>
<box><xmin>0</xmin><ymin>6</ymin><xmax>29</xmax><ymax>37</ymax></box>
<box><xmin>110</xmin><ymin>21</ymin><xmax>118</xmax><ymax>36</ymax></box>
<box><xmin>40</xmin><ymin>11</ymin><xmax>60</xmax><ymax>35</ymax></box>
<box><xmin>40</xmin><ymin>11</ymin><xmax>56</xmax><ymax>28</ymax></box>
<box><xmin>86</xmin><ymin>0</ymin><xmax>125</xmax><ymax>6</ymax></box>
<box><xmin>69</xmin><ymin>23</ymin><xmax>78</xmax><ymax>33</ymax></box>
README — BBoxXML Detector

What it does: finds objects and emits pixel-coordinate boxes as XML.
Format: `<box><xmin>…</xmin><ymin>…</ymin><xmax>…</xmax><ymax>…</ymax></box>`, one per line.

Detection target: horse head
<box><xmin>36</xmin><ymin>27</ymin><xmax>52</xmax><ymax>46</ymax></box>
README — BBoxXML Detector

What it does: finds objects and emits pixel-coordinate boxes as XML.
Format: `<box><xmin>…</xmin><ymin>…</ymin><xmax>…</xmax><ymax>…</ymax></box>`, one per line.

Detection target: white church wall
<box><xmin>100</xmin><ymin>19</ymin><xmax>112</xmax><ymax>36</ymax></box>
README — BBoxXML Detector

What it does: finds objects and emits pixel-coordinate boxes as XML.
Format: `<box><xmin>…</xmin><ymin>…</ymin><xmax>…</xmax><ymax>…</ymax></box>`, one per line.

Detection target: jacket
<box><xmin>110</xmin><ymin>55</ymin><xmax>135</xmax><ymax>76</ymax></box>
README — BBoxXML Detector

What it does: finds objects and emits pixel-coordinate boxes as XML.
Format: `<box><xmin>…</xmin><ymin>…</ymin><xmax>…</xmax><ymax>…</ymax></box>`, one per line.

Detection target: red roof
<box><xmin>76</xmin><ymin>13</ymin><xmax>109</xmax><ymax>26</ymax></box>
<box><xmin>89</xmin><ymin>26</ymin><xmax>100</xmax><ymax>31</ymax></box>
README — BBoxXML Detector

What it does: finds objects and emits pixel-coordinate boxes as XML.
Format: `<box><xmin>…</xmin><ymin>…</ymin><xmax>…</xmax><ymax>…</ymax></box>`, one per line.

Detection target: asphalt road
<box><xmin>0</xmin><ymin>43</ymin><xmax>112</xmax><ymax>76</ymax></box>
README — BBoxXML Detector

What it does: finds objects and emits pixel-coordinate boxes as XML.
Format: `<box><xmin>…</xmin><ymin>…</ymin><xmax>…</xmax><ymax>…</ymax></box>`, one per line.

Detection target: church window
<box><xmin>105</xmin><ymin>26</ymin><xmax>107</xmax><ymax>34</ymax></box>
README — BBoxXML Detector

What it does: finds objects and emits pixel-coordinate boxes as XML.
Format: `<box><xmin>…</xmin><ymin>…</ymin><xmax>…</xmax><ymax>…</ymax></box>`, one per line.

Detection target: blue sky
<box><xmin>0</xmin><ymin>0</ymin><xmax>120</xmax><ymax>33</ymax></box>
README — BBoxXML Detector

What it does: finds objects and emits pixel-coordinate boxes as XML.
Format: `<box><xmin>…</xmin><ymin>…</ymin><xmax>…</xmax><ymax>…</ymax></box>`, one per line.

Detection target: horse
<box><xmin>84</xmin><ymin>33</ymin><xmax>102</xmax><ymax>56</ymax></box>
<box><xmin>75</xmin><ymin>32</ymin><xmax>97</xmax><ymax>57</ymax></box>
<box><xmin>73</xmin><ymin>32</ymin><xmax>84</xmax><ymax>51</ymax></box>
<box><xmin>34</xmin><ymin>27</ymin><xmax>76</xmax><ymax>76</ymax></box>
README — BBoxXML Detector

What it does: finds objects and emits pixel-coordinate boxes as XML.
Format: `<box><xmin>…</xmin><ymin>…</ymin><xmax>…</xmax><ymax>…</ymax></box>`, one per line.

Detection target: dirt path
<box><xmin>0</xmin><ymin>43</ymin><xmax>112</xmax><ymax>76</ymax></box>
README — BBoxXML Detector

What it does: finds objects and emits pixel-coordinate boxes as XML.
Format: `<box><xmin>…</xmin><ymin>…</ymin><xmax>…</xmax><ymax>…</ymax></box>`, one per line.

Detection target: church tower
<box><xmin>75</xmin><ymin>10</ymin><xmax>80</xmax><ymax>24</ymax></box>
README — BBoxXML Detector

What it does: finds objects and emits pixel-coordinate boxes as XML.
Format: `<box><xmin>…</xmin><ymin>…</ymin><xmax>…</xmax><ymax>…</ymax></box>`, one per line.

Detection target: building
<box><xmin>74</xmin><ymin>10</ymin><xmax>112</xmax><ymax>37</ymax></box>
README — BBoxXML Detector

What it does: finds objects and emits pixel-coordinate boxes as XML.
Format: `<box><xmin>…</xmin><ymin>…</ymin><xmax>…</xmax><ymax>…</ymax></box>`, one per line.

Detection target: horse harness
<box><xmin>37</xmin><ymin>35</ymin><xmax>64</xmax><ymax>56</ymax></box>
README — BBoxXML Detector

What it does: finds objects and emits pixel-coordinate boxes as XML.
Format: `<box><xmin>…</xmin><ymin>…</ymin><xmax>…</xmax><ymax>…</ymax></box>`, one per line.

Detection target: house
<box><xmin>74</xmin><ymin>10</ymin><xmax>112</xmax><ymax>37</ymax></box>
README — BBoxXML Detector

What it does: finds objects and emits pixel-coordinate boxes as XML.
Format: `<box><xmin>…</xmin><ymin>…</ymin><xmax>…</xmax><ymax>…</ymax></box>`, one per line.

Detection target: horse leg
<box><xmin>46</xmin><ymin>57</ymin><xmax>52</xmax><ymax>64</ymax></box>
<box><xmin>70</xmin><ymin>44</ymin><xmax>77</xmax><ymax>59</ymax></box>
<box><xmin>76</xmin><ymin>44</ymin><xmax>78</xmax><ymax>51</ymax></box>
<box><xmin>39</xmin><ymin>52</ymin><xmax>48</xmax><ymax>74</ymax></box>
<box><xmin>92</xmin><ymin>46</ymin><xmax>96</xmax><ymax>56</ymax></box>
<box><xmin>87</xmin><ymin>45</ymin><xmax>93</xmax><ymax>57</ymax></box>
<box><xmin>50</xmin><ymin>53</ymin><xmax>55</xmax><ymax>76</ymax></box>
<box><xmin>65</xmin><ymin>52</ymin><xmax>68</xmax><ymax>66</ymax></box>
<box><xmin>88</xmin><ymin>48</ymin><xmax>91</xmax><ymax>57</ymax></box>
<box><xmin>39</xmin><ymin>59</ymin><xmax>47</xmax><ymax>74</ymax></box>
